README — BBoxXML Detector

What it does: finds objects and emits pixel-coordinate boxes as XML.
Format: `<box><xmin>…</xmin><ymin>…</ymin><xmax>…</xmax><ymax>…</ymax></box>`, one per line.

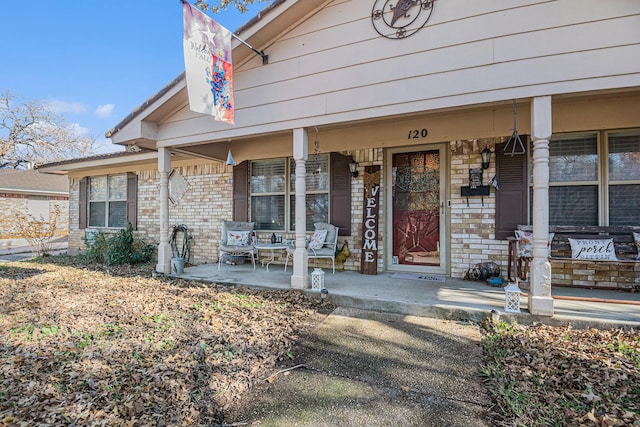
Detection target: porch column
<box><xmin>529</xmin><ymin>96</ymin><xmax>554</xmax><ymax>316</ymax></box>
<box><xmin>291</xmin><ymin>128</ymin><xmax>309</xmax><ymax>289</ymax></box>
<box><xmin>156</xmin><ymin>147</ymin><xmax>172</xmax><ymax>275</ymax></box>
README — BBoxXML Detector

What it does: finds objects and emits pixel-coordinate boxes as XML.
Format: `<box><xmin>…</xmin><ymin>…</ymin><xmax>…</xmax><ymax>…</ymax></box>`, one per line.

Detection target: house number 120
<box><xmin>407</xmin><ymin>129</ymin><xmax>428</xmax><ymax>139</ymax></box>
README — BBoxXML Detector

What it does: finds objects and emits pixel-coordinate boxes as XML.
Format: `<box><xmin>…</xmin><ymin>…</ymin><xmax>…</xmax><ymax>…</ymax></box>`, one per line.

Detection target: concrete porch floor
<box><xmin>174</xmin><ymin>261</ymin><xmax>640</xmax><ymax>329</ymax></box>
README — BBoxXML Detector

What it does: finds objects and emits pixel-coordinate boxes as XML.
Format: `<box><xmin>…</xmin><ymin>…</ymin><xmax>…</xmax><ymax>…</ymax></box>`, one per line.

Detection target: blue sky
<box><xmin>0</xmin><ymin>0</ymin><xmax>269</xmax><ymax>154</ymax></box>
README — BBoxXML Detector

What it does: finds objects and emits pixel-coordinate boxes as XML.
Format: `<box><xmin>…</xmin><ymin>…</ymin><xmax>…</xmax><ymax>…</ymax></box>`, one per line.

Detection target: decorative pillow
<box><xmin>227</xmin><ymin>230</ymin><xmax>250</xmax><ymax>246</ymax></box>
<box><xmin>515</xmin><ymin>231</ymin><xmax>554</xmax><ymax>258</ymax></box>
<box><xmin>634</xmin><ymin>232</ymin><xmax>640</xmax><ymax>261</ymax></box>
<box><xmin>514</xmin><ymin>230</ymin><xmax>533</xmax><ymax>258</ymax></box>
<box><xmin>308</xmin><ymin>229</ymin><xmax>328</xmax><ymax>250</ymax></box>
<box><xmin>568</xmin><ymin>238</ymin><xmax>617</xmax><ymax>260</ymax></box>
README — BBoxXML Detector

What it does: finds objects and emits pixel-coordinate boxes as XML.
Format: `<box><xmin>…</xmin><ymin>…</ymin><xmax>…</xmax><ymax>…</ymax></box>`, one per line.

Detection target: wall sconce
<box><xmin>481</xmin><ymin>146</ymin><xmax>492</xmax><ymax>169</ymax></box>
<box><xmin>349</xmin><ymin>159</ymin><xmax>359</xmax><ymax>178</ymax></box>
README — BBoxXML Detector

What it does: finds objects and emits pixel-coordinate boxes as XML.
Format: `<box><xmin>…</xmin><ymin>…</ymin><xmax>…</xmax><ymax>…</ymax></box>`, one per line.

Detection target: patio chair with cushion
<box><xmin>218</xmin><ymin>220</ymin><xmax>256</xmax><ymax>270</ymax></box>
<box><xmin>284</xmin><ymin>222</ymin><xmax>339</xmax><ymax>274</ymax></box>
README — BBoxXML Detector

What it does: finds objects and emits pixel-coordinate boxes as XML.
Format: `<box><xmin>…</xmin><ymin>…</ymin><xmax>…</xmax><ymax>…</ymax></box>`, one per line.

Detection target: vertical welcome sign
<box><xmin>360</xmin><ymin>166</ymin><xmax>381</xmax><ymax>275</ymax></box>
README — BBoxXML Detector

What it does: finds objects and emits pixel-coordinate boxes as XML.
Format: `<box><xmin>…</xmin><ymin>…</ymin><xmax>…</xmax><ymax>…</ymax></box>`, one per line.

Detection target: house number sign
<box><xmin>407</xmin><ymin>128</ymin><xmax>428</xmax><ymax>139</ymax></box>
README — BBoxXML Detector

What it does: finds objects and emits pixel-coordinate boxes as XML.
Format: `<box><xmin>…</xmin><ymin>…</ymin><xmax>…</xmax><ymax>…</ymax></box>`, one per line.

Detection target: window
<box><xmin>88</xmin><ymin>175</ymin><xmax>128</xmax><ymax>228</ymax></box>
<box><xmin>250</xmin><ymin>155</ymin><xmax>329</xmax><ymax>231</ymax></box>
<box><xmin>527</xmin><ymin>130</ymin><xmax>640</xmax><ymax>226</ymax></box>
<box><xmin>79</xmin><ymin>173</ymin><xmax>137</xmax><ymax>230</ymax></box>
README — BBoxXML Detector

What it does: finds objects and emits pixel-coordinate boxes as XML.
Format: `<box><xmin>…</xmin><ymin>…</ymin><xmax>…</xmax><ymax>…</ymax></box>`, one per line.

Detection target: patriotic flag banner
<box><xmin>182</xmin><ymin>1</ymin><xmax>234</xmax><ymax>124</ymax></box>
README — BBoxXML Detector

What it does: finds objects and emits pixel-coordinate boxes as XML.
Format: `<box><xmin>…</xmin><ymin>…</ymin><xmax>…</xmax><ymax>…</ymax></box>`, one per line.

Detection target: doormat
<box><xmin>391</xmin><ymin>273</ymin><xmax>446</xmax><ymax>282</ymax></box>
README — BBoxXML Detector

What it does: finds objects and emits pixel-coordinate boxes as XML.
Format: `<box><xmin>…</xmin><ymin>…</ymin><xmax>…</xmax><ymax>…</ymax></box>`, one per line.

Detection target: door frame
<box><xmin>384</xmin><ymin>143</ymin><xmax>450</xmax><ymax>275</ymax></box>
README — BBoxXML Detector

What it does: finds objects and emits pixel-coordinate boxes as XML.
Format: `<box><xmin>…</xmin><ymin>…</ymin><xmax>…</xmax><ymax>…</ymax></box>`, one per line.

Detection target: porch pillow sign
<box><xmin>360</xmin><ymin>166</ymin><xmax>381</xmax><ymax>275</ymax></box>
<box><xmin>568</xmin><ymin>238</ymin><xmax>617</xmax><ymax>260</ymax></box>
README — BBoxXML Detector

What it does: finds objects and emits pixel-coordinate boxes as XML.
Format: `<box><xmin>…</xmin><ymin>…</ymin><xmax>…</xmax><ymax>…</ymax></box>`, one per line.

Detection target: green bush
<box><xmin>81</xmin><ymin>224</ymin><xmax>155</xmax><ymax>265</ymax></box>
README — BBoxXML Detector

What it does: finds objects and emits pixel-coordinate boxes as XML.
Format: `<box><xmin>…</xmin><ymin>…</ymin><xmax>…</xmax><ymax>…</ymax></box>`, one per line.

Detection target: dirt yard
<box><xmin>0</xmin><ymin>256</ymin><xmax>638</xmax><ymax>426</ymax></box>
<box><xmin>0</xmin><ymin>257</ymin><xmax>333</xmax><ymax>426</ymax></box>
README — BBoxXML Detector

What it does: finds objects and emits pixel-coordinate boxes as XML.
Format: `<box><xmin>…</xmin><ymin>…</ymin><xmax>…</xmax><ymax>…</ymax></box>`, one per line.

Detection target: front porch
<box><xmin>172</xmin><ymin>262</ymin><xmax>640</xmax><ymax>328</ymax></box>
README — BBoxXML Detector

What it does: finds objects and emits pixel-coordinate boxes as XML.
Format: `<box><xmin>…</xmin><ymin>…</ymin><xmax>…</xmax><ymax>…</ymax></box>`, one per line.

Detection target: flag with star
<box><xmin>182</xmin><ymin>1</ymin><xmax>234</xmax><ymax>124</ymax></box>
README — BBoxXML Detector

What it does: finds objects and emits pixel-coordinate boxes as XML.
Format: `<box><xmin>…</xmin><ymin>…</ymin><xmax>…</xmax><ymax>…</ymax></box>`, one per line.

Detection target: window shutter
<box><xmin>495</xmin><ymin>140</ymin><xmax>528</xmax><ymax>240</ymax></box>
<box><xmin>79</xmin><ymin>177</ymin><xmax>88</xmax><ymax>229</ymax></box>
<box><xmin>330</xmin><ymin>153</ymin><xmax>352</xmax><ymax>236</ymax></box>
<box><xmin>233</xmin><ymin>161</ymin><xmax>248</xmax><ymax>221</ymax></box>
<box><xmin>127</xmin><ymin>172</ymin><xmax>138</xmax><ymax>230</ymax></box>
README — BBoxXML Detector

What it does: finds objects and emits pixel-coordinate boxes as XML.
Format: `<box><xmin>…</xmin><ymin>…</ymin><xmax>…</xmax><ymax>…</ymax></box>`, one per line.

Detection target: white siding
<box><xmin>145</xmin><ymin>0</ymin><xmax>640</xmax><ymax>146</ymax></box>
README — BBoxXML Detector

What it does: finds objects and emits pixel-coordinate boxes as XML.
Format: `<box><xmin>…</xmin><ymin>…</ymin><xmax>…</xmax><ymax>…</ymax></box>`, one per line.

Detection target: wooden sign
<box><xmin>360</xmin><ymin>165</ymin><xmax>381</xmax><ymax>275</ymax></box>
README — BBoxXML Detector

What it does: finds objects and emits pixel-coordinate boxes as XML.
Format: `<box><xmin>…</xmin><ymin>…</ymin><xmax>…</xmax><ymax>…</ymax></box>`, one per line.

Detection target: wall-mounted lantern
<box><xmin>481</xmin><ymin>146</ymin><xmax>492</xmax><ymax>169</ymax></box>
<box><xmin>349</xmin><ymin>159</ymin><xmax>359</xmax><ymax>178</ymax></box>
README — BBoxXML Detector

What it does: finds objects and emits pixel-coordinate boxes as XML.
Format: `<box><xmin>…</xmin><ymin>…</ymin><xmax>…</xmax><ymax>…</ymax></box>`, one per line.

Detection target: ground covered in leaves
<box><xmin>0</xmin><ymin>257</ymin><xmax>333</xmax><ymax>426</ymax></box>
<box><xmin>481</xmin><ymin>320</ymin><xmax>640</xmax><ymax>426</ymax></box>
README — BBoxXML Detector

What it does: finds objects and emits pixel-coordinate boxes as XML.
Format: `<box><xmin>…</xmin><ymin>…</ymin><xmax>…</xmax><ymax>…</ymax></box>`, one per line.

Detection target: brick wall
<box><xmin>449</xmin><ymin>139</ymin><xmax>509</xmax><ymax>278</ymax></box>
<box><xmin>0</xmin><ymin>194</ymin><xmax>69</xmax><ymax>241</ymax></box>
<box><xmin>550</xmin><ymin>259</ymin><xmax>640</xmax><ymax>291</ymax></box>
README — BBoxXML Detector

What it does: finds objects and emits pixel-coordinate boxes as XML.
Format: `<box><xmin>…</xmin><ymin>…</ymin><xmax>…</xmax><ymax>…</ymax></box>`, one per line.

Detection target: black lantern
<box><xmin>481</xmin><ymin>146</ymin><xmax>492</xmax><ymax>169</ymax></box>
<box><xmin>349</xmin><ymin>159</ymin><xmax>359</xmax><ymax>178</ymax></box>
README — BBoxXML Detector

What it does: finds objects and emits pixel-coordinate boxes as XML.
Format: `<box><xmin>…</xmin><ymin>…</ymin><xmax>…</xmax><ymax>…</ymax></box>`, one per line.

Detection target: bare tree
<box><xmin>194</xmin><ymin>0</ymin><xmax>270</xmax><ymax>13</ymax></box>
<box><xmin>0</xmin><ymin>90</ymin><xmax>95</xmax><ymax>169</ymax></box>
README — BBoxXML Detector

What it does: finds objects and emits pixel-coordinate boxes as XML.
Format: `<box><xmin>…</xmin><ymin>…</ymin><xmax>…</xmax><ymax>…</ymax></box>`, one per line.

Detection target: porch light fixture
<box><xmin>226</xmin><ymin>141</ymin><xmax>235</xmax><ymax>166</ymax></box>
<box><xmin>349</xmin><ymin>159</ymin><xmax>359</xmax><ymax>178</ymax></box>
<box><xmin>481</xmin><ymin>146</ymin><xmax>492</xmax><ymax>169</ymax></box>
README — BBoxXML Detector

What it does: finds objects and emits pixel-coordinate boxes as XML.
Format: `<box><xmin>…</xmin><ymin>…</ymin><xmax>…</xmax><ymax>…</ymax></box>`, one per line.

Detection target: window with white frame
<box><xmin>250</xmin><ymin>155</ymin><xmax>329</xmax><ymax>231</ymax></box>
<box><xmin>88</xmin><ymin>174</ymin><xmax>128</xmax><ymax>227</ymax></box>
<box><xmin>529</xmin><ymin>130</ymin><xmax>640</xmax><ymax>226</ymax></box>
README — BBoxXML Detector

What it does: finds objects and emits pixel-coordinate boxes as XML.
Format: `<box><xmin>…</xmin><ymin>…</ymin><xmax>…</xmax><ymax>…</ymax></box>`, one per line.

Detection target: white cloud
<box><xmin>47</xmin><ymin>99</ymin><xmax>87</xmax><ymax>114</ymax></box>
<box><xmin>95</xmin><ymin>103</ymin><xmax>115</xmax><ymax>118</ymax></box>
<box><xmin>68</xmin><ymin>122</ymin><xmax>90</xmax><ymax>137</ymax></box>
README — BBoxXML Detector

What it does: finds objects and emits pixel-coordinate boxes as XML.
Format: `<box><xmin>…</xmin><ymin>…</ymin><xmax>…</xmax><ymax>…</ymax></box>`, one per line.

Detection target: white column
<box><xmin>291</xmin><ymin>128</ymin><xmax>309</xmax><ymax>289</ymax></box>
<box><xmin>529</xmin><ymin>96</ymin><xmax>554</xmax><ymax>316</ymax></box>
<box><xmin>156</xmin><ymin>148</ymin><xmax>172</xmax><ymax>274</ymax></box>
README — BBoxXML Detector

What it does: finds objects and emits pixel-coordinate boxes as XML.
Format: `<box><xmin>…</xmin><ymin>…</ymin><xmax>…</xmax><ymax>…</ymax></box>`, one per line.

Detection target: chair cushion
<box><xmin>220</xmin><ymin>244</ymin><xmax>254</xmax><ymax>253</ymax></box>
<box><xmin>314</xmin><ymin>222</ymin><xmax>337</xmax><ymax>247</ymax></box>
<box><xmin>226</xmin><ymin>230</ymin><xmax>251</xmax><ymax>246</ymax></box>
<box><xmin>308</xmin><ymin>247</ymin><xmax>334</xmax><ymax>256</ymax></box>
<box><xmin>308</xmin><ymin>229</ymin><xmax>327</xmax><ymax>250</ymax></box>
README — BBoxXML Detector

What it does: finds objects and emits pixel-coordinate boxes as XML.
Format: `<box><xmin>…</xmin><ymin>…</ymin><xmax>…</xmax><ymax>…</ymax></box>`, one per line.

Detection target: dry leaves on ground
<box><xmin>481</xmin><ymin>320</ymin><xmax>640</xmax><ymax>427</ymax></box>
<box><xmin>0</xmin><ymin>257</ymin><xmax>333</xmax><ymax>426</ymax></box>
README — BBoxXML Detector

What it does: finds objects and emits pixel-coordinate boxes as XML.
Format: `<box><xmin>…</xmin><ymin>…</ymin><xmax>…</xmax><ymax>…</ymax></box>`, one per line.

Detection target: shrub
<box><xmin>81</xmin><ymin>224</ymin><xmax>154</xmax><ymax>265</ymax></box>
<box><xmin>9</xmin><ymin>206</ymin><xmax>62</xmax><ymax>256</ymax></box>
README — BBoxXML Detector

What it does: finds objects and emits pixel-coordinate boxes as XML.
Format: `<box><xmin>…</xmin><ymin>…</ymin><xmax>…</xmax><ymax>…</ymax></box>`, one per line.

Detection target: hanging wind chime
<box><xmin>312</xmin><ymin>127</ymin><xmax>321</xmax><ymax>174</ymax></box>
<box><xmin>503</xmin><ymin>100</ymin><xmax>526</xmax><ymax>156</ymax></box>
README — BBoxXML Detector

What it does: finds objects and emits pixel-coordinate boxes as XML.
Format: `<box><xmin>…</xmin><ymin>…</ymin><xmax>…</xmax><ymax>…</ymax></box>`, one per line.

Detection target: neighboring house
<box><xmin>39</xmin><ymin>1</ymin><xmax>640</xmax><ymax>316</ymax></box>
<box><xmin>0</xmin><ymin>169</ymin><xmax>69</xmax><ymax>247</ymax></box>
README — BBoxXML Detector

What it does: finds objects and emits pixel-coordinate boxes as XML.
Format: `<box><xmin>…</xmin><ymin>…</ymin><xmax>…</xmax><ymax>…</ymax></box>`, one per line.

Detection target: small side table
<box><xmin>254</xmin><ymin>243</ymin><xmax>288</xmax><ymax>272</ymax></box>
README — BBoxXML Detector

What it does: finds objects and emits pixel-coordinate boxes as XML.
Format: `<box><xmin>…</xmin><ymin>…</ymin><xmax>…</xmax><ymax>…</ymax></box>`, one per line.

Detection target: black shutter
<box><xmin>79</xmin><ymin>177</ymin><xmax>88</xmax><ymax>229</ymax></box>
<box><xmin>233</xmin><ymin>161</ymin><xmax>248</xmax><ymax>221</ymax></box>
<box><xmin>330</xmin><ymin>153</ymin><xmax>352</xmax><ymax>236</ymax></box>
<box><xmin>495</xmin><ymin>140</ymin><xmax>528</xmax><ymax>240</ymax></box>
<box><xmin>127</xmin><ymin>172</ymin><xmax>138</xmax><ymax>230</ymax></box>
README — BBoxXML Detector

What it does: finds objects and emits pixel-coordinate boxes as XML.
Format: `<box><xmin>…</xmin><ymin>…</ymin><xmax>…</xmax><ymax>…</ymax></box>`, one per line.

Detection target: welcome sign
<box><xmin>360</xmin><ymin>166</ymin><xmax>381</xmax><ymax>275</ymax></box>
